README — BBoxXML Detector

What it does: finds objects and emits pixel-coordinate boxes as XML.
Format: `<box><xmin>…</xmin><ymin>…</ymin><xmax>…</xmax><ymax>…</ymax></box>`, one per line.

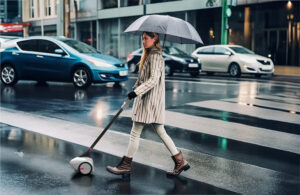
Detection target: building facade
<box><xmin>21</xmin><ymin>0</ymin><xmax>300</xmax><ymax>66</ymax></box>
<box><xmin>0</xmin><ymin>0</ymin><xmax>23</xmax><ymax>36</ymax></box>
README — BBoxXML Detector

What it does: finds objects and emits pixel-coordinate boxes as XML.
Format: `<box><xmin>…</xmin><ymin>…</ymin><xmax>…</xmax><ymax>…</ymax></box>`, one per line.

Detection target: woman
<box><xmin>106</xmin><ymin>31</ymin><xmax>190</xmax><ymax>177</ymax></box>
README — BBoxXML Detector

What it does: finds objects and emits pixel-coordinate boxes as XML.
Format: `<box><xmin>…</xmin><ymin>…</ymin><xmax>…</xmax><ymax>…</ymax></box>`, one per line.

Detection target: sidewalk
<box><xmin>274</xmin><ymin>65</ymin><xmax>300</xmax><ymax>76</ymax></box>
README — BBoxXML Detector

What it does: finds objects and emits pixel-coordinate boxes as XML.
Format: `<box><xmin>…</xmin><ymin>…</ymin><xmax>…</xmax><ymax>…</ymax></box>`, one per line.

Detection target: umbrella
<box><xmin>124</xmin><ymin>14</ymin><xmax>203</xmax><ymax>45</ymax></box>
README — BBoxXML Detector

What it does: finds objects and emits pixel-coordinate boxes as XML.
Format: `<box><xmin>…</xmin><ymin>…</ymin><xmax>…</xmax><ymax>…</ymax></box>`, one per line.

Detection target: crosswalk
<box><xmin>1</xmin><ymin>88</ymin><xmax>300</xmax><ymax>194</ymax></box>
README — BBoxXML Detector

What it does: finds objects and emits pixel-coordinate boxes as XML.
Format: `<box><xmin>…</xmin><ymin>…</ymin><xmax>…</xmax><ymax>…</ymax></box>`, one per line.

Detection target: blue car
<box><xmin>0</xmin><ymin>36</ymin><xmax>128</xmax><ymax>88</ymax></box>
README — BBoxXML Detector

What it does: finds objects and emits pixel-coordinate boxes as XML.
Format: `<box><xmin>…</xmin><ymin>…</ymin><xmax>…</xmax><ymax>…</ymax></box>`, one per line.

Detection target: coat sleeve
<box><xmin>134</xmin><ymin>53</ymin><xmax>162</xmax><ymax>96</ymax></box>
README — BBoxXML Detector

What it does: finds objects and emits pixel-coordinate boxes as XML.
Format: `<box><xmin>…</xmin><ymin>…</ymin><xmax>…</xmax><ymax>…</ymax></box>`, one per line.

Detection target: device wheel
<box><xmin>79</xmin><ymin>162</ymin><xmax>93</xmax><ymax>175</ymax></box>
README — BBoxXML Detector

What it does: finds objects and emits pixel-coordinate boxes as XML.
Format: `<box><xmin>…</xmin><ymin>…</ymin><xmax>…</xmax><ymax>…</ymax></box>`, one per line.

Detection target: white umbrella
<box><xmin>124</xmin><ymin>14</ymin><xmax>203</xmax><ymax>45</ymax></box>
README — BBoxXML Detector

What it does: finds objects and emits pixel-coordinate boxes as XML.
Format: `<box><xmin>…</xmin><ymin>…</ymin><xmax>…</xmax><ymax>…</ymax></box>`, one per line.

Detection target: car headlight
<box><xmin>197</xmin><ymin>58</ymin><xmax>201</xmax><ymax>64</ymax></box>
<box><xmin>88</xmin><ymin>59</ymin><xmax>114</xmax><ymax>68</ymax></box>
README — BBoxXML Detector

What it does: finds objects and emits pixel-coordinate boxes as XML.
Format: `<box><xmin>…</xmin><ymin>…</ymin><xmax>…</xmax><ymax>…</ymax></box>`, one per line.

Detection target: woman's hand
<box><xmin>128</xmin><ymin>91</ymin><xmax>137</xmax><ymax>100</ymax></box>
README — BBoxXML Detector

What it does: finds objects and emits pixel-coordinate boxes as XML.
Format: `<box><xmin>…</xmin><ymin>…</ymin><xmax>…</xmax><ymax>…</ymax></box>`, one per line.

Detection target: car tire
<box><xmin>129</xmin><ymin>62</ymin><xmax>137</xmax><ymax>73</ymax></box>
<box><xmin>1</xmin><ymin>64</ymin><xmax>18</xmax><ymax>86</ymax></box>
<box><xmin>72</xmin><ymin>67</ymin><xmax>92</xmax><ymax>89</ymax></box>
<box><xmin>165</xmin><ymin>64</ymin><xmax>173</xmax><ymax>76</ymax></box>
<box><xmin>229</xmin><ymin>63</ymin><xmax>241</xmax><ymax>77</ymax></box>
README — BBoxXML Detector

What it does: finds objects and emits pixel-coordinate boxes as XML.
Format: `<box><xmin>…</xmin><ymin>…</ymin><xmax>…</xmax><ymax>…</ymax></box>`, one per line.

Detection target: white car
<box><xmin>192</xmin><ymin>45</ymin><xmax>274</xmax><ymax>77</ymax></box>
<box><xmin>0</xmin><ymin>36</ymin><xmax>21</xmax><ymax>48</ymax></box>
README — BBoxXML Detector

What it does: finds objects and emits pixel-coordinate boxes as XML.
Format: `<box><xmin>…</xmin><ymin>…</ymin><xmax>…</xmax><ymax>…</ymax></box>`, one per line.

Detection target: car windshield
<box><xmin>229</xmin><ymin>46</ymin><xmax>254</xmax><ymax>54</ymax></box>
<box><xmin>61</xmin><ymin>39</ymin><xmax>99</xmax><ymax>54</ymax></box>
<box><xmin>164</xmin><ymin>47</ymin><xmax>188</xmax><ymax>56</ymax></box>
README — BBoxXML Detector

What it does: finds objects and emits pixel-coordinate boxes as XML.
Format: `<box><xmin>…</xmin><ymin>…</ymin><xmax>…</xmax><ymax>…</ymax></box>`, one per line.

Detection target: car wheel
<box><xmin>229</xmin><ymin>63</ymin><xmax>241</xmax><ymax>77</ymax></box>
<box><xmin>1</xmin><ymin>64</ymin><xmax>18</xmax><ymax>85</ymax></box>
<box><xmin>165</xmin><ymin>64</ymin><xmax>173</xmax><ymax>76</ymax></box>
<box><xmin>72</xmin><ymin>67</ymin><xmax>92</xmax><ymax>89</ymax></box>
<box><xmin>129</xmin><ymin>62</ymin><xmax>137</xmax><ymax>73</ymax></box>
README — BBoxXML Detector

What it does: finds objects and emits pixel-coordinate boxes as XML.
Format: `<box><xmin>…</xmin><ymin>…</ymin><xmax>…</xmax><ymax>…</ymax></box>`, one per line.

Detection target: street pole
<box><xmin>64</xmin><ymin>0</ymin><xmax>70</xmax><ymax>37</ymax></box>
<box><xmin>57</xmin><ymin>0</ymin><xmax>64</xmax><ymax>36</ymax></box>
<box><xmin>221</xmin><ymin>0</ymin><xmax>229</xmax><ymax>45</ymax></box>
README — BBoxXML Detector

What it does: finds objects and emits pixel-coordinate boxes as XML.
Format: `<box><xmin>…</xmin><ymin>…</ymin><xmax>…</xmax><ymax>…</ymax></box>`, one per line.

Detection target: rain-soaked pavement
<box><xmin>1</xmin><ymin>74</ymin><xmax>300</xmax><ymax>194</ymax></box>
<box><xmin>0</xmin><ymin>123</ymin><xmax>234</xmax><ymax>194</ymax></box>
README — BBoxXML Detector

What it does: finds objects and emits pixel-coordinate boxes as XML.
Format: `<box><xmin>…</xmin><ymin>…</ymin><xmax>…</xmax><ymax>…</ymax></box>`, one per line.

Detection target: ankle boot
<box><xmin>106</xmin><ymin>156</ymin><xmax>132</xmax><ymax>176</ymax></box>
<box><xmin>167</xmin><ymin>151</ymin><xmax>190</xmax><ymax>176</ymax></box>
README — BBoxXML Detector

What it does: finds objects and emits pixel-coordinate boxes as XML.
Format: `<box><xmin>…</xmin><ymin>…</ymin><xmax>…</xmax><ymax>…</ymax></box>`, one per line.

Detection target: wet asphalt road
<box><xmin>1</xmin><ymin>73</ymin><xmax>300</xmax><ymax>194</ymax></box>
<box><xmin>0</xmin><ymin>123</ymin><xmax>233</xmax><ymax>194</ymax></box>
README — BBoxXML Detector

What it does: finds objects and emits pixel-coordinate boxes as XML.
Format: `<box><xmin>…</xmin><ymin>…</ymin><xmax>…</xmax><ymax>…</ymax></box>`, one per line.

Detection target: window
<box><xmin>38</xmin><ymin>40</ymin><xmax>61</xmax><ymax>54</ymax></box>
<box><xmin>197</xmin><ymin>47</ymin><xmax>213</xmax><ymax>54</ymax></box>
<box><xmin>229</xmin><ymin>46</ymin><xmax>254</xmax><ymax>54</ymax></box>
<box><xmin>101</xmin><ymin>0</ymin><xmax>118</xmax><ymax>9</ymax></box>
<box><xmin>17</xmin><ymin>40</ymin><xmax>39</xmax><ymax>52</ymax></box>
<box><xmin>45</xmin><ymin>0</ymin><xmax>51</xmax><ymax>16</ymax></box>
<box><xmin>30</xmin><ymin>0</ymin><xmax>39</xmax><ymax>18</ymax></box>
<box><xmin>214</xmin><ymin>47</ymin><xmax>229</xmax><ymax>55</ymax></box>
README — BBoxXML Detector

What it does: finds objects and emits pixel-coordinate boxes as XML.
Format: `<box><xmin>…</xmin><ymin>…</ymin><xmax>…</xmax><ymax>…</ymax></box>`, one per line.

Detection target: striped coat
<box><xmin>132</xmin><ymin>47</ymin><xmax>165</xmax><ymax>124</ymax></box>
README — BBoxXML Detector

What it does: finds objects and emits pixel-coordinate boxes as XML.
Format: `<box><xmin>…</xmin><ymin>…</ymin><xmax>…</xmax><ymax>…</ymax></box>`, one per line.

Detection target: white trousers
<box><xmin>126</xmin><ymin>122</ymin><xmax>179</xmax><ymax>158</ymax></box>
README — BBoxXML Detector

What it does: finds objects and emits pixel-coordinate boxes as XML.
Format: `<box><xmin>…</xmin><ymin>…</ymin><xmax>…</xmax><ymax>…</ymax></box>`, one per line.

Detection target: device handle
<box><xmin>88</xmin><ymin>98</ymin><xmax>131</xmax><ymax>151</ymax></box>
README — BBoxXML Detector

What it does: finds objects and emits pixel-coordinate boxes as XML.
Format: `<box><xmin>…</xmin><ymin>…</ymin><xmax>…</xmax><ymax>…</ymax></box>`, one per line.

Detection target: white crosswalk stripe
<box><xmin>187</xmin><ymin>100</ymin><xmax>300</xmax><ymax>124</ymax></box>
<box><xmin>1</xmin><ymin>108</ymin><xmax>299</xmax><ymax>195</ymax></box>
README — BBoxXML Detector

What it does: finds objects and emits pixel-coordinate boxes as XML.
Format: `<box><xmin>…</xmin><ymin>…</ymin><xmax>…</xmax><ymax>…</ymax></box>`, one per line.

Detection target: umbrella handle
<box><xmin>162</xmin><ymin>34</ymin><xmax>166</xmax><ymax>48</ymax></box>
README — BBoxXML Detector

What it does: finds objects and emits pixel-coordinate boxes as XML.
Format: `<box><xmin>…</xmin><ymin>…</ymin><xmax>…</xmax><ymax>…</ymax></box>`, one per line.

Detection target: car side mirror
<box><xmin>225</xmin><ymin>51</ymin><xmax>232</xmax><ymax>56</ymax></box>
<box><xmin>54</xmin><ymin>49</ymin><xmax>65</xmax><ymax>55</ymax></box>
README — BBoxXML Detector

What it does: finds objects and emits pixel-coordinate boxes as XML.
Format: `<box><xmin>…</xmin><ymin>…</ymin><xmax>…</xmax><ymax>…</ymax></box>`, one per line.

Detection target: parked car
<box><xmin>0</xmin><ymin>36</ymin><xmax>128</xmax><ymax>88</ymax></box>
<box><xmin>0</xmin><ymin>36</ymin><xmax>21</xmax><ymax>49</ymax></box>
<box><xmin>192</xmin><ymin>45</ymin><xmax>274</xmax><ymax>77</ymax></box>
<box><xmin>127</xmin><ymin>46</ymin><xmax>201</xmax><ymax>77</ymax></box>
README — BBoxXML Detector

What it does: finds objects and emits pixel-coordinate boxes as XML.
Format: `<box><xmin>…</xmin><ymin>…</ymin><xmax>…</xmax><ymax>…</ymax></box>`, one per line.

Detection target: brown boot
<box><xmin>106</xmin><ymin>156</ymin><xmax>132</xmax><ymax>176</ymax></box>
<box><xmin>167</xmin><ymin>151</ymin><xmax>190</xmax><ymax>176</ymax></box>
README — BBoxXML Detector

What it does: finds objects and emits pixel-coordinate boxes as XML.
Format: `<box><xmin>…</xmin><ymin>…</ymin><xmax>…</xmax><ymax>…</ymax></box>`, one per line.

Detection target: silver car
<box><xmin>192</xmin><ymin>45</ymin><xmax>274</xmax><ymax>77</ymax></box>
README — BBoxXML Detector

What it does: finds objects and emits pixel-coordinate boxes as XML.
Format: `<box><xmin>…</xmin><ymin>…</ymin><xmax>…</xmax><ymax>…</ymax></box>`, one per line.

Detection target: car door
<box><xmin>15</xmin><ymin>39</ymin><xmax>40</xmax><ymax>79</ymax></box>
<box><xmin>196</xmin><ymin>47</ymin><xmax>215</xmax><ymax>71</ymax></box>
<box><xmin>213</xmin><ymin>46</ymin><xmax>232</xmax><ymax>72</ymax></box>
<box><xmin>35</xmin><ymin>39</ymin><xmax>72</xmax><ymax>81</ymax></box>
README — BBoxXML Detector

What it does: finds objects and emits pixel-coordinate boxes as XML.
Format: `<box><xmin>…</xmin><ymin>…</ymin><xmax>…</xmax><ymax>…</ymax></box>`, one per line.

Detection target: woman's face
<box><xmin>142</xmin><ymin>33</ymin><xmax>156</xmax><ymax>49</ymax></box>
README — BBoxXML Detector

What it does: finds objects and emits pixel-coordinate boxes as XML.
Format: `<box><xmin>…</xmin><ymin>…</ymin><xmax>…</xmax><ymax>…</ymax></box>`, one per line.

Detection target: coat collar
<box><xmin>149</xmin><ymin>46</ymin><xmax>162</xmax><ymax>54</ymax></box>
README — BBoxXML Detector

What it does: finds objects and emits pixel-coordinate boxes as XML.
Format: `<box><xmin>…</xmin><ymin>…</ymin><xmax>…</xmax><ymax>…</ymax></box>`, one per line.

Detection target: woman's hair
<box><xmin>139</xmin><ymin>32</ymin><xmax>161</xmax><ymax>72</ymax></box>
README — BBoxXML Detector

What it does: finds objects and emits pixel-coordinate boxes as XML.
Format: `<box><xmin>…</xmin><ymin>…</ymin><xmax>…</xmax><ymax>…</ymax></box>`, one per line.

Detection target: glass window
<box><xmin>45</xmin><ymin>0</ymin><xmax>51</xmax><ymax>16</ymax></box>
<box><xmin>214</xmin><ymin>47</ymin><xmax>229</xmax><ymax>55</ymax></box>
<box><xmin>197</xmin><ymin>47</ymin><xmax>213</xmax><ymax>54</ymax></box>
<box><xmin>38</xmin><ymin>40</ymin><xmax>61</xmax><ymax>54</ymax></box>
<box><xmin>101</xmin><ymin>0</ymin><xmax>118</xmax><ymax>9</ymax></box>
<box><xmin>151</xmin><ymin>0</ymin><xmax>180</xmax><ymax>3</ymax></box>
<box><xmin>61</xmin><ymin>39</ymin><xmax>99</xmax><ymax>53</ymax></box>
<box><xmin>163</xmin><ymin>47</ymin><xmax>188</xmax><ymax>56</ymax></box>
<box><xmin>120</xmin><ymin>0</ymin><xmax>142</xmax><ymax>7</ymax></box>
<box><xmin>229</xmin><ymin>46</ymin><xmax>254</xmax><ymax>54</ymax></box>
<box><xmin>17</xmin><ymin>40</ymin><xmax>38</xmax><ymax>51</ymax></box>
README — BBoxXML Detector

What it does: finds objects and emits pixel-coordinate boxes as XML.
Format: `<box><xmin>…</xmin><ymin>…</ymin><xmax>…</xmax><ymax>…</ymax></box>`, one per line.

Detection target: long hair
<box><xmin>139</xmin><ymin>32</ymin><xmax>161</xmax><ymax>73</ymax></box>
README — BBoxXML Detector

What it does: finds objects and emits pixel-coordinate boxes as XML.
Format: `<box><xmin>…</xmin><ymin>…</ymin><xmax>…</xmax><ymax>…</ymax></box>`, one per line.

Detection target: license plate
<box><xmin>261</xmin><ymin>68</ymin><xmax>271</xmax><ymax>71</ymax></box>
<box><xmin>188</xmin><ymin>63</ymin><xmax>198</xmax><ymax>68</ymax></box>
<box><xmin>119</xmin><ymin>70</ymin><xmax>128</xmax><ymax>76</ymax></box>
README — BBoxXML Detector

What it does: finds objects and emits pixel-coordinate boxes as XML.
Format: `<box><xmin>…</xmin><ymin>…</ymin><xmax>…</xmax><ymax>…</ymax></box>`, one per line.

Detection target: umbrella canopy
<box><xmin>124</xmin><ymin>14</ymin><xmax>203</xmax><ymax>45</ymax></box>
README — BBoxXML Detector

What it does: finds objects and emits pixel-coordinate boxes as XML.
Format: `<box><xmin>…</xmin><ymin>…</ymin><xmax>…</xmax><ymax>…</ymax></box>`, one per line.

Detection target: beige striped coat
<box><xmin>132</xmin><ymin>47</ymin><xmax>165</xmax><ymax>124</ymax></box>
